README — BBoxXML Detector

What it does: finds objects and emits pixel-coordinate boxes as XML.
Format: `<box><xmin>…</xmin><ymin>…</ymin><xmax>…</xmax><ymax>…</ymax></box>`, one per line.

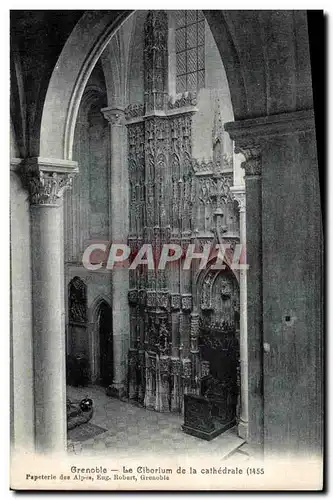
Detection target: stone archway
<box><xmin>38</xmin><ymin>11</ymin><xmax>252</xmax><ymax>162</ymax></box>
<box><xmin>27</xmin><ymin>10</ymin><xmax>248</xmax><ymax>454</ymax></box>
<box><xmin>194</xmin><ymin>256</ymin><xmax>246</xmax><ymax>433</ymax></box>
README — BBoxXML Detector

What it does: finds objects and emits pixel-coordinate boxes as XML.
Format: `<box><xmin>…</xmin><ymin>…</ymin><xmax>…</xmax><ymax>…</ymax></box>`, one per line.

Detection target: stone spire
<box><xmin>212</xmin><ymin>98</ymin><xmax>224</xmax><ymax>165</ymax></box>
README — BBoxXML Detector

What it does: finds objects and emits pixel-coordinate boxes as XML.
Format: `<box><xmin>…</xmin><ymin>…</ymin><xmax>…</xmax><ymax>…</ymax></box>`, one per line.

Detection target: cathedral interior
<box><xmin>10</xmin><ymin>10</ymin><xmax>323</xmax><ymax>460</ymax></box>
<box><xmin>65</xmin><ymin>10</ymin><xmax>243</xmax><ymax>434</ymax></box>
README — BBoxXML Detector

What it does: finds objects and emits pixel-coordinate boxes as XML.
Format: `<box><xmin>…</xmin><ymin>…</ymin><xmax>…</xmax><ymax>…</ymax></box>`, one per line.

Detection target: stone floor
<box><xmin>66</xmin><ymin>384</ymin><xmax>247</xmax><ymax>459</ymax></box>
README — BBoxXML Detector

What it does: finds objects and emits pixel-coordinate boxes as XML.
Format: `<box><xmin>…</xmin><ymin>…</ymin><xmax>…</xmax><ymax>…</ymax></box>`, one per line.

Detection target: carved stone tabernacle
<box><xmin>125</xmin><ymin>10</ymin><xmax>240</xmax><ymax>422</ymax></box>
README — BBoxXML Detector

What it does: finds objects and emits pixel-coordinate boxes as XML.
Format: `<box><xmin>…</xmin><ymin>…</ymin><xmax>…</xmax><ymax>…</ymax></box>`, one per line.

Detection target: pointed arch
<box><xmin>88</xmin><ymin>294</ymin><xmax>113</xmax><ymax>385</ymax></box>
<box><xmin>89</xmin><ymin>293</ymin><xmax>112</xmax><ymax>324</ymax></box>
<box><xmin>38</xmin><ymin>10</ymin><xmax>252</xmax><ymax>161</ymax></box>
<box><xmin>194</xmin><ymin>254</ymin><xmax>239</xmax><ymax>311</ymax></box>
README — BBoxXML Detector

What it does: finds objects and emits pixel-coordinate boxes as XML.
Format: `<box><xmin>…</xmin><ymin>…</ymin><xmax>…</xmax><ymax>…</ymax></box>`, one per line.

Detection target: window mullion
<box><xmin>175</xmin><ymin>11</ymin><xmax>205</xmax><ymax>93</ymax></box>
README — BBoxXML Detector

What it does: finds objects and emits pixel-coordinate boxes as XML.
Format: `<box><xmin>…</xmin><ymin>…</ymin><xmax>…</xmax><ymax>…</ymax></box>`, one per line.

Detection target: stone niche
<box><xmin>182</xmin><ymin>268</ymin><xmax>240</xmax><ymax>440</ymax></box>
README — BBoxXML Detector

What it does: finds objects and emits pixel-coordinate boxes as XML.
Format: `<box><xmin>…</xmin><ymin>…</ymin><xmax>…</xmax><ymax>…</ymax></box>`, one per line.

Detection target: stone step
<box><xmin>214</xmin><ymin>427</ymin><xmax>245</xmax><ymax>460</ymax></box>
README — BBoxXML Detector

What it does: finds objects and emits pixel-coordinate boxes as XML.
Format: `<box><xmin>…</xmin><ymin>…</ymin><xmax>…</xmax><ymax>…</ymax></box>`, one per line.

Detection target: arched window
<box><xmin>175</xmin><ymin>10</ymin><xmax>205</xmax><ymax>93</ymax></box>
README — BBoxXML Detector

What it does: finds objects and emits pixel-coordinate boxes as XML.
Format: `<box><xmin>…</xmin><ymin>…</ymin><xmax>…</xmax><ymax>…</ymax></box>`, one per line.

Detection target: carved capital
<box><xmin>235</xmin><ymin>144</ymin><xmax>261</xmax><ymax>177</ymax></box>
<box><xmin>230</xmin><ymin>186</ymin><xmax>246</xmax><ymax>213</ymax></box>
<box><xmin>21</xmin><ymin>157</ymin><xmax>78</xmax><ymax>206</ymax></box>
<box><xmin>101</xmin><ymin>106</ymin><xmax>125</xmax><ymax>127</ymax></box>
<box><xmin>226</xmin><ymin>111</ymin><xmax>316</xmax><ymax>178</ymax></box>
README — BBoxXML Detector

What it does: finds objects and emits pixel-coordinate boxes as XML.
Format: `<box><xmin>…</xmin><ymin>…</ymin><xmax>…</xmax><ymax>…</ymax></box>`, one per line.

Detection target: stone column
<box><xmin>226</xmin><ymin>122</ymin><xmax>264</xmax><ymax>454</ymax></box>
<box><xmin>24</xmin><ymin>157</ymin><xmax>78</xmax><ymax>454</ymax></box>
<box><xmin>102</xmin><ymin>106</ymin><xmax>130</xmax><ymax>398</ymax></box>
<box><xmin>230</xmin><ymin>186</ymin><xmax>248</xmax><ymax>439</ymax></box>
<box><xmin>238</xmin><ymin>147</ymin><xmax>263</xmax><ymax>451</ymax></box>
<box><xmin>10</xmin><ymin>159</ymin><xmax>35</xmax><ymax>454</ymax></box>
<box><xmin>226</xmin><ymin>110</ymin><xmax>321</xmax><ymax>457</ymax></box>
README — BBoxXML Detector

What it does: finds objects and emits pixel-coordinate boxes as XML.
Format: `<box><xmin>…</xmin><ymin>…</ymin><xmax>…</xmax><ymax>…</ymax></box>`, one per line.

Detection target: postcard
<box><xmin>10</xmin><ymin>8</ymin><xmax>324</xmax><ymax>491</ymax></box>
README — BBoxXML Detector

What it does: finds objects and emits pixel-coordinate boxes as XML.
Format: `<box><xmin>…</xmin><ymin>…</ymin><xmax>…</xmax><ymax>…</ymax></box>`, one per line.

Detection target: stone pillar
<box><xmin>170</xmin><ymin>305</ymin><xmax>181</xmax><ymax>412</ymax></box>
<box><xmin>238</xmin><ymin>147</ymin><xmax>263</xmax><ymax>452</ymax></box>
<box><xmin>230</xmin><ymin>186</ymin><xmax>248</xmax><ymax>439</ymax></box>
<box><xmin>23</xmin><ymin>157</ymin><xmax>78</xmax><ymax>454</ymax></box>
<box><xmin>102</xmin><ymin>106</ymin><xmax>130</xmax><ymax>397</ymax></box>
<box><xmin>226</xmin><ymin>110</ymin><xmax>322</xmax><ymax>457</ymax></box>
<box><xmin>155</xmin><ymin>355</ymin><xmax>170</xmax><ymax>412</ymax></box>
<box><xmin>10</xmin><ymin>159</ymin><xmax>35</xmax><ymax>455</ymax></box>
<box><xmin>225</xmin><ymin>123</ymin><xmax>264</xmax><ymax>454</ymax></box>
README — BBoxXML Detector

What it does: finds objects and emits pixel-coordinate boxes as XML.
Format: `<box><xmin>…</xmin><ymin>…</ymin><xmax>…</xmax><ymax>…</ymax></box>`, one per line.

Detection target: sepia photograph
<box><xmin>9</xmin><ymin>7</ymin><xmax>324</xmax><ymax>491</ymax></box>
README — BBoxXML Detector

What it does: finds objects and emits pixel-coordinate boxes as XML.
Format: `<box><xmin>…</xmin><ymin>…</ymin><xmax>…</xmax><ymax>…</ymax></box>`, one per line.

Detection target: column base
<box><xmin>106</xmin><ymin>383</ymin><xmax>127</xmax><ymax>400</ymax></box>
<box><xmin>238</xmin><ymin>419</ymin><xmax>249</xmax><ymax>440</ymax></box>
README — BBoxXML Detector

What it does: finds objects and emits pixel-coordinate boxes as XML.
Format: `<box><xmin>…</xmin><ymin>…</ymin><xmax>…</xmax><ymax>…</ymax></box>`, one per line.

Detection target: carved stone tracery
<box><xmin>126</xmin><ymin>10</ymin><xmax>241</xmax><ymax>415</ymax></box>
<box><xmin>144</xmin><ymin>10</ymin><xmax>168</xmax><ymax>113</ymax></box>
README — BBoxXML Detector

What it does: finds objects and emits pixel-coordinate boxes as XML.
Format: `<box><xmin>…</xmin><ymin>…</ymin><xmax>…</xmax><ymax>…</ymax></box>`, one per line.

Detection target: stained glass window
<box><xmin>175</xmin><ymin>10</ymin><xmax>205</xmax><ymax>93</ymax></box>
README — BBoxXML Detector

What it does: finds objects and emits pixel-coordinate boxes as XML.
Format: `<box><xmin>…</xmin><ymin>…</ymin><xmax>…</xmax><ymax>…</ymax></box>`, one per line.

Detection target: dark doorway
<box><xmin>98</xmin><ymin>302</ymin><xmax>113</xmax><ymax>387</ymax></box>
